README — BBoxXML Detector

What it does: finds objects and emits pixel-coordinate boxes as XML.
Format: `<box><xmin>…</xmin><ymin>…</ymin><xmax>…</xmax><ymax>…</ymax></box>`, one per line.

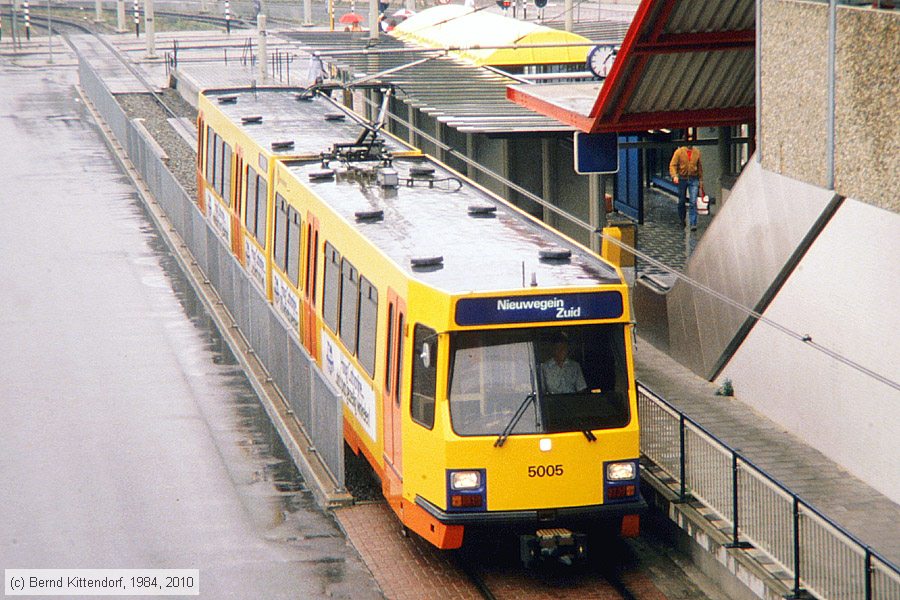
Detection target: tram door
<box><xmin>383</xmin><ymin>290</ymin><xmax>405</xmax><ymax>475</ymax></box>
<box><xmin>196</xmin><ymin>116</ymin><xmax>207</xmax><ymax>214</ymax></box>
<box><xmin>231</xmin><ymin>151</ymin><xmax>245</xmax><ymax>262</ymax></box>
<box><xmin>302</xmin><ymin>213</ymin><xmax>320</xmax><ymax>360</ymax></box>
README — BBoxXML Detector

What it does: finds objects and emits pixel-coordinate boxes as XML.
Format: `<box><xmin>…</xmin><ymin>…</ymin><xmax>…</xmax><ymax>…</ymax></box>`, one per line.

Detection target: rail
<box><xmin>637</xmin><ymin>383</ymin><xmax>900</xmax><ymax>600</ymax></box>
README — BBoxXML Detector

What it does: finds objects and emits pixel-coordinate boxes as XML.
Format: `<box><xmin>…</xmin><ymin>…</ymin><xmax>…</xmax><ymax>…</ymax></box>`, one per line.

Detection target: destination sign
<box><xmin>455</xmin><ymin>291</ymin><xmax>623</xmax><ymax>326</ymax></box>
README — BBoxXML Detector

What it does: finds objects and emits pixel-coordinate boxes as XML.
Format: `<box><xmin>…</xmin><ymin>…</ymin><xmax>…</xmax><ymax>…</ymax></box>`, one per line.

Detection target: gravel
<box><xmin>115</xmin><ymin>88</ymin><xmax>383</xmax><ymax>504</ymax></box>
<box><xmin>117</xmin><ymin>91</ymin><xmax>199</xmax><ymax>198</ymax></box>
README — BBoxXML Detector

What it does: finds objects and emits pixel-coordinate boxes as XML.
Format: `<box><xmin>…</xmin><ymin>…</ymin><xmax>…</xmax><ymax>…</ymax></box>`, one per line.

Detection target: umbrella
<box><xmin>393</xmin><ymin>8</ymin><xmax>415</xmax><ymax>18</ymax></box>
<box><xmin>339</xmin><ymin>12</ymin><xmax>363</xmax><ymax>24</ymax></box>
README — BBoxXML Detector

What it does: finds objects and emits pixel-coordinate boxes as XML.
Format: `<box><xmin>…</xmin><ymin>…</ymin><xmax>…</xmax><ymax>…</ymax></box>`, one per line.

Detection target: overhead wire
<box><xmin>351</xmin><ymin>91</ymin><xmax>900</xmax><ymax>392</ymax></box>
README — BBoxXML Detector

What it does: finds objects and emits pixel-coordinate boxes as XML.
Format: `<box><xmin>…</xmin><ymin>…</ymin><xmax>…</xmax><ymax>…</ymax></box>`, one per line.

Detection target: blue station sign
<box><xmin>455</xmin><ymin>291</ymin><xmax>623</xmax><ymax>326</ymax></box>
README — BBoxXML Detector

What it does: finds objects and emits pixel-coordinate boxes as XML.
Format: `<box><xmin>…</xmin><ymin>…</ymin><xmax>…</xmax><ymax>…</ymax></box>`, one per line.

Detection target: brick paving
<box><xmin>334</xmin><ymin>502</ymin><xmax>482</xmax><ymax>600</ymax></box>
<box><xmin>336</xmin><ymin>502</ymin><xmax>684</xmax><ymax>600</ymax></box>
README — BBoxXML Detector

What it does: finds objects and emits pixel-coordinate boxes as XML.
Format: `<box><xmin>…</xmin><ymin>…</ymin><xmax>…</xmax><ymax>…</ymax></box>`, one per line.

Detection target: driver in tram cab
<box><xmin>541</xmin><ymin>334</ymin><xmax>587</xmax><ymax>394</ymax></box>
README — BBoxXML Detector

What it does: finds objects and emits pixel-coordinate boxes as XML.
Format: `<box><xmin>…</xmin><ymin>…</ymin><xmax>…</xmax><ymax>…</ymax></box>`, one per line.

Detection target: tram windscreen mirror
<box><xmin>420</xmin><ymin>341</ymin><xmax>432</xmax><ymax>368</ymax></box>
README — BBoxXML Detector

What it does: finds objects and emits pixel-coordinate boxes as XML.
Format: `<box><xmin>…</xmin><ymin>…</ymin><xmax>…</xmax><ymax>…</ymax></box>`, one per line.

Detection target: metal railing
<box><xmin>638</xmin><ymin>383</ymin><xmax>900</xmax><ymax>600</ymax></box>
<box><xmin>78</xmin><ymin>55</ymin><xmax>345</xmax><ymax>489</ymax></box>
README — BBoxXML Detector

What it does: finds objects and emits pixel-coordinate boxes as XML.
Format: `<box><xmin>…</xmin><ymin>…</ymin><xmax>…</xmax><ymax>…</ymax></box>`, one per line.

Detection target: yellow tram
<box><xmin>196</xmin><ymin>86</ymin><xmax>644</xmax><ymax>561</ymax></box>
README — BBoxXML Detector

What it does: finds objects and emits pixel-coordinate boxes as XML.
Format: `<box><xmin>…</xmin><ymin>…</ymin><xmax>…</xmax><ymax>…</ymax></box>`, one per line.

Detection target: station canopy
<box><xmin>507</xmin><ymin>0</ymin><xmax>756</xmax><ymax>133</ymax></box>
<box><xmin>391</xmin><ymin>5</ymin><xmax>593</xmax><ymax>67</ymax></box>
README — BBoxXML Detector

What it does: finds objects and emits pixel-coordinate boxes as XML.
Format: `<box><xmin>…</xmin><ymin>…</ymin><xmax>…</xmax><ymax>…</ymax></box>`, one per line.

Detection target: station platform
<box><xmin>628</xmin><ymin>189</ymin><xmax>900</xmax><ymax>568</ymax></box>
<box><xmin>62</xmin><ymin>26</ymin><xmax>900</xmax><ymax>596</ymax></box>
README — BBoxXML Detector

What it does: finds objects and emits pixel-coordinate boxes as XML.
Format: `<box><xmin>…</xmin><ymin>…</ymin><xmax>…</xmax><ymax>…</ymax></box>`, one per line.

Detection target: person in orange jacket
<box><xmin>669</xmin><ymin>135</ymin><xmax>703</xmax><ymax>230</ymax></box>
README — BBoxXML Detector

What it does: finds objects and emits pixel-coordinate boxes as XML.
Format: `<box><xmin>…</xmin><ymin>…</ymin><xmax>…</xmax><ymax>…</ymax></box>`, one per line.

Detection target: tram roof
<box><xmin>391</xmin><ymin>5</ymin><xmax>592</xmax><ymax>67</ymax></box>
<box><xmin>201</xmin><ymin>88</ymin><xmax>416</xmax><ymax>159</ymax></box>
<box><xmin>285</xmin><ymin>155</ymin><xmax>621</xmax><ymax>293</ymax></box>
<box><xmin>202</xmin><ymin>87</ymin><xmax>621</xmax><ymax>292</ymax></box>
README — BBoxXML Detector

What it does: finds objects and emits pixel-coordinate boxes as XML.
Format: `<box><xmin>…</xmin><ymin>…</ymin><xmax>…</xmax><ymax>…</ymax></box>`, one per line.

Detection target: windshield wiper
<box><xmin>494</xmin><ymin>392</ymin><xmax>535</xmax><ymax>448</ymax></box>
<box><xmin>494</xmin><ymin>354</ymin><xmax>541</xmax><ymax>448</ymax></box>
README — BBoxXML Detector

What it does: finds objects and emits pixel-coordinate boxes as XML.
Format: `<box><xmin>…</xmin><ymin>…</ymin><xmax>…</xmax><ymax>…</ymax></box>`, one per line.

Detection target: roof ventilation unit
<box><xmin>409</xmin><ymin>165</ymin><xmax>435</xmax><ymax>178</ymax></box>
<box><xmin>539</xmin><ymin>247</ymin><xmax>572</xmax><ymax>262</ymax></box>
<box><xmin>467</xmin><ymin>205</ymin><xmax>497</xmax><ymax>217</ymax></box>
<box><xmin>241</xmin><ymin>115</ymin><xmax>263</xmax><ymax>125</ymax></box>
<box><xmin>271</xmin><ymin>140</ymin><xmax>295</xmax><ymax>151</ymax></box>
<box><xmin>217</xmin><ymin>95</ymin><xmax>238</xmax><ymax>104</ymax></box>
<box><xmin>324</xmin><ymin>113</ymin><xmax>346</xmax><ymax>121</ymax></box>
<box><xmin>355</xmin><ymin>209</ymin><xmax>384</xmax><ymax>222</ymax></box>
<box><xmin>295</xmin><ymin>92</ymin><xmax>314</xmax><ymax>101</ymax></box>
<box><xmin>309</xmin><ymin>169</ymin><xmax>335</xmax><ymax>181</ymax></box>
<box><xmin>410</xmin><ymin>256</ymin><xmax>444</xmax><ymax>270</ymax></box>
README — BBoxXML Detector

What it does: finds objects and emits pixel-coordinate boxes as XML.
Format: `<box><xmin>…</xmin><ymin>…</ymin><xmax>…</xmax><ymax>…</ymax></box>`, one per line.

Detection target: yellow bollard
<box><xmin>601</xmin><ymin>225</ymin><xmax>635</xmax><ymax>268</ymax></box>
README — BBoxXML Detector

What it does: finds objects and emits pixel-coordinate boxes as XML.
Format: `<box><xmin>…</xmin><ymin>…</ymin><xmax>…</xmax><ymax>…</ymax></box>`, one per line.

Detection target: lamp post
<box><xmin>144</xmin><ymin>0</ymin><xmax>155</xmax><ymax>58</ymax></box>
<box><xmin>368</xmin><ymin>0</ymin><xmax>378</xmax><ymax>40</ymax></box>
<box><xmin>117</xmin><ymin>0</ymin><xmax>126</xmax><ymax>32</ymax></box>
<box><xmin>47</xmin><ymin>0</ymin><xmax>53</xmax><ymax>63</ymax></box>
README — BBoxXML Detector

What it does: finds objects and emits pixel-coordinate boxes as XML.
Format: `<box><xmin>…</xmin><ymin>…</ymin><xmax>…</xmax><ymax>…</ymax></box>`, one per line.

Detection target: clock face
<box><xmin>587</xmin><ymin>45</ymin><xmax>616</xmax><ymax>79</ymax></box>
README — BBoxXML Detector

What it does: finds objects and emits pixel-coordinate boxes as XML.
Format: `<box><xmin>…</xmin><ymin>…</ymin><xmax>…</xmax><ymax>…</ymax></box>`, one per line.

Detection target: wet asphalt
<box><xmin>0</xmin><ymin>53</ymin><xmax>381</xmax><ymax>598</ymax></box>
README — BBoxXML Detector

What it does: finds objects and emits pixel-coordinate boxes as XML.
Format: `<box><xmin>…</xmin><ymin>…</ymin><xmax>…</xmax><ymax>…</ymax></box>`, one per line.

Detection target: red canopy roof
<box><xmin>507</xmin><ymin>0</ymin><xmax>756</xmax><ymax>133</ymax></box>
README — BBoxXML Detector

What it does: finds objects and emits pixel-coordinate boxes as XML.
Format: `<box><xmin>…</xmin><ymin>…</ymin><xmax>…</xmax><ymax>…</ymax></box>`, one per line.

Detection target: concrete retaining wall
<box><xmin>761</xmin><ymin>0</ymin><xmax>899</xmax><ymax>211</ymax></box>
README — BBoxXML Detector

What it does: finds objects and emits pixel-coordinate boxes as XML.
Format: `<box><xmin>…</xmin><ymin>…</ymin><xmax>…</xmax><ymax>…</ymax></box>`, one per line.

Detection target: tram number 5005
<box><xmin>528</xmin><ymin>464</ymin><xmax>564</xmax><ymax>478</ymax></box>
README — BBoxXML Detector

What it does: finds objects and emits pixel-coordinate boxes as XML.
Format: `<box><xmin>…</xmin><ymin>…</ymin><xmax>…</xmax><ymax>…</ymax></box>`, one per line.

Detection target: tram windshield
<box><xmin>447</xmin><ymin>325</ymin><xmax>631</xmax><ymax>437</ymax></box>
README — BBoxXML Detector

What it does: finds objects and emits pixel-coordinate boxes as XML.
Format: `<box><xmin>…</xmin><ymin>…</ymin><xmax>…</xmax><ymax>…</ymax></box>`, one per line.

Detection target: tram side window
<box><xmin>339</xmin><ymin>259</ymin><xmax>360</xmax><ymax>353</ymax></box>
<box><xmin>385</xmin><ymin>309</ymin><xmax>405</xmax><ymax>403</ymax></box>
<box><xmin>357</xmin><ymin>277</ymin><xmax>378</xmax><ymax>377</ymax></box>
<box><xmin>244</xmin><ymin>166</ymin><xmax>258</xmax><ymax>237</ymax></box>
<box><xmin>322</xmin><ymin>242</ymin><xmax>341</xmax><ymax>332</ymax></box>
<box><xmin>396</xmin><ymin>314</ymin><xmax>405</xmax><ymax>404</ymax></box>
<box><xmin>385</xmin><ymin>304</ymin><xmax>395</xmax><ymax>395</ymax></box>
<box><xmin>286</xmin><ymin>208</ymin><xmax>302</xmax><ymax>287</ymax></box>
<box><xmin>308</xmin><ymin>228</ymin><xmax>319</xmax><ymax>303</ymax></box>
<box><xmin>411</xmin><ymin>324</ymin><xmax>437</xmax><ymax>429</ymax></box>
<box><xmin>205</xmin><ymin>128</ymin><xmax>217</xmax><ymax>187</ymax></box>
<box><xmin>221</xmin><ymin>143</ymin><xmax>233</xmax><ymax>204</ymax></box>
<box><xmin>273</xmin><ymin>194</ymin><xmax>290</xmax><ymax>275</ymax></box>
<box><xmin>254</xmin><ymin>176</ymin><xmax>267</xmax><ymax>246</ymax></box>
<box><xmin>214</xmin><ymin>136</ymin><xmax>223</xmax><ymax>195</ymax></box>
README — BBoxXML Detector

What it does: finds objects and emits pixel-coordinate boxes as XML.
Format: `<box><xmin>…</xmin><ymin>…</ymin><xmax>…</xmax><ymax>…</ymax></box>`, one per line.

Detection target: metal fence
<box><xmin>78</xmin><ymin>56</ymin><xmax>345</xmax><ymax>487</ymax></box>
<box><xmin>638</xmin><ymin>384</ymin><xmax>900</xmax><ymax>600</ymax></box>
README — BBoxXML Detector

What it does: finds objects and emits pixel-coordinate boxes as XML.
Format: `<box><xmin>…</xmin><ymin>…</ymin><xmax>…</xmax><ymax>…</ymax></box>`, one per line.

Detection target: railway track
<box><xmin>454</xmin><ymin>535</ymin><xmax>645</xmax><ymax>600</ymax></box>
<box><xmin>24</xmin><ymin>10</ymin><xmax>189</xmax><ymax>122</ymax></box>
<box><xmin>35</xmin><ymin>18</ymin><xmax>722</xmax><ymax>599</ymax></box>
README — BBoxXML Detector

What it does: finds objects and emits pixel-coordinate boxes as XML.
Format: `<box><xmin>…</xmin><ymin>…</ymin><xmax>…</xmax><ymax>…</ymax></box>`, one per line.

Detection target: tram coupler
<box><xmin>520</xmin><ymin>528</ymin><xmax>587</xmax><ymax>568</ymax></box>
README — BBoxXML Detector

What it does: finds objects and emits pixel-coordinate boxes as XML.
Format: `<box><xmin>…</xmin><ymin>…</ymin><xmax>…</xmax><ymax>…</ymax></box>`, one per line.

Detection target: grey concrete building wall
<box><xmin>663</xmin><ymin>160</ymin><xmax>836</xmax><ymax>378</ymax></box>
<box><xmin>551</xmin><ymin>137</ymin><xmax>592</xmax><ymax>247</ymax></box>
<box><xmin>472</xmin><ymin>135</ymin><xmax>508</xmax><ymax>199</ymax></box>
<box><xmin>414</xmin><ymin>110</ymin><xmax>440</xmax><ymax>159</ymax></box>
<box><xmin>507</xmin><ymin>137</ymin><xmax>546</xmax><ymax>217</ymax></box>
<box><xmin>760</xmin><ymin>0</ymin><xmax>829</xmax><ymax>187</ymax></box>
<box><xmin>722</xmin><ymin>199</ymin><xmax>900</xmax><ymax>503</ymax></box>
<box><xmin>834</xmin><ymin>8</ymin><xmax>900</xmax><ymax>212</ymax></box>
<box><xmin>442</xmin><ymin>124</ymin><xmax>469</xmax><ymax>175</ymax></box>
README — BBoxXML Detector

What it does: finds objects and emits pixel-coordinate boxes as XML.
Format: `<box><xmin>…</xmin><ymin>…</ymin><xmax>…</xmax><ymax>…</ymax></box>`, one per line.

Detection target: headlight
<box><xmin>450</xmin><ymin>470</ymin><xmax>481</xmax><ymax>490</ymax></box>
<box><xmin>606</xmin><ymin>461</ymin><xmax>636</xmax><ymax>481</ymax></box>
